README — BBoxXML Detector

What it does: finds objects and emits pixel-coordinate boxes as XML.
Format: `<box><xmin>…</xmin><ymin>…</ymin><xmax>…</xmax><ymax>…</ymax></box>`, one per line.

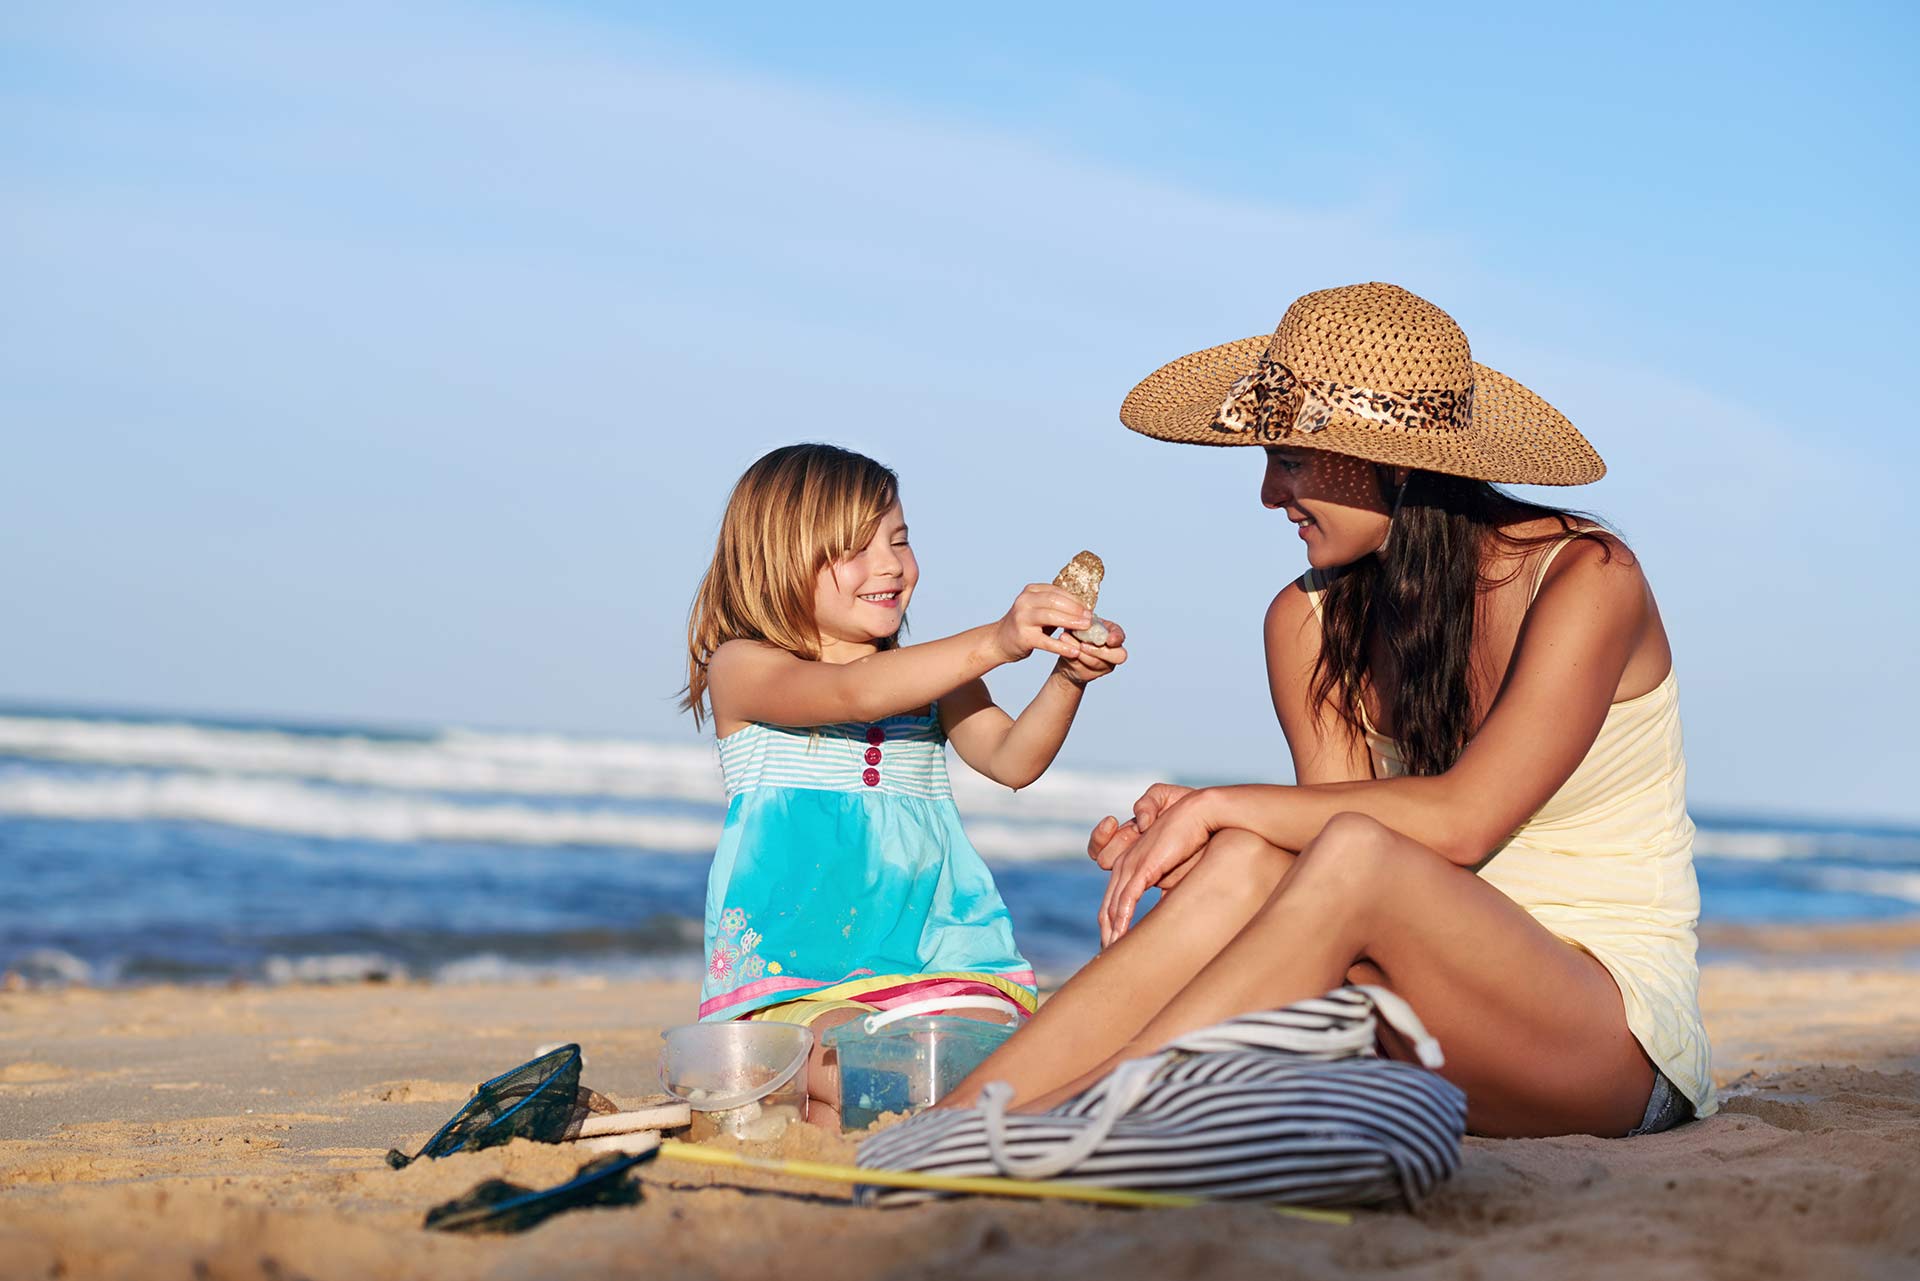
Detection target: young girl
<box><xmin>681</xmin><ymin>443</ymin><xmax>1127</xmax><ymax>1124</ymax></box>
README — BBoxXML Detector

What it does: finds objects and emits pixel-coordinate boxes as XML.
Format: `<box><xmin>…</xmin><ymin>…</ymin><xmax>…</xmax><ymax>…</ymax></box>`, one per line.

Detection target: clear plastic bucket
<box><xmin>658</xmin><ymin>1022</ymin><xmax>812</xmax><ymax>1142</ymax></box>
<box><xmin>823</xmin><ymin>996</ymin><xmax>1021</xmax><ymax>1132</ymax></box>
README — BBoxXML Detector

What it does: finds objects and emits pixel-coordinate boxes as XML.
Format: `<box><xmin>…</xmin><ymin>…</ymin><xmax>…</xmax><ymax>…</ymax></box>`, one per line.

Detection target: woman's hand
<box><xmin>1087</xmin><ymin>781</ymin><xmax>1193</xmax><ymax>871</ymax></box>
<box><xmin>991</xmin><ymin>584</ymin><xmax>1093</xmax><ymax>666</ymax></box>
<box><xmin>1055</xmin><ymin>619</ymin><xmax>1128</xmax><ymax>687</ymax></box>
<box><xmin>1093</xmin><ymin>785</ymin><xmax>1211</xmax><ymax>946</ymax></box>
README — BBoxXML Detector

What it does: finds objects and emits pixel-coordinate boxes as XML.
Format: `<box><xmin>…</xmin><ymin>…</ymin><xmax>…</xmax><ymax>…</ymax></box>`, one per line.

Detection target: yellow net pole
<box><xmin>653</xmin><ymin>1139</ymin><xmax>1352</xmax><ymax>1225</ymax></box>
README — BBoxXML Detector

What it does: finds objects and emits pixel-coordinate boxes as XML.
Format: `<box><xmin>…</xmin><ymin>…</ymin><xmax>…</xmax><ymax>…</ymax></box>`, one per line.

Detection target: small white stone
<box><xmin>1072</xmin><ymin>619</ymin><xmax>1112</xmax><ymax>647</ymax></box>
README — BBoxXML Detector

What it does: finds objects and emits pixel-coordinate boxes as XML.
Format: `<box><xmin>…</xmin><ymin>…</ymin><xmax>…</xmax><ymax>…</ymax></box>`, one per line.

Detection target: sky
<box><xmin>3</xmin><ymin>1</ymin><xmax>1917</xmax><ymax>822</ymax></box>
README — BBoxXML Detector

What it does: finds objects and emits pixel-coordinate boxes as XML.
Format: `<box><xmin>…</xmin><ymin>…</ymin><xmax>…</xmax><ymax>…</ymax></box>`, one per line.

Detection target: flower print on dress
<box><xmin>708</xmin><ymin>943</ymin><xmax>738</xmax><ymax>982</ymax></box>
<box><xmin>737</xmin><ymin>955</ymin><xmax>766</xmax><ymax>982</ymax></box>
<box><xmin>740</xmin><ymin>928</ymin><xmax>762</xmax><ymax>952</ymax></box>
<box><xmin>717</xmin><ymin>907</ymin><xmax>748</xmax><ymax>940</ymax></box>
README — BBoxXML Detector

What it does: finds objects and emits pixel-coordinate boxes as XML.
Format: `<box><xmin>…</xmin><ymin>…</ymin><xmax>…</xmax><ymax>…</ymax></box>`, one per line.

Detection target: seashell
<box><xmin>1052</xmin><ymin>551</ymin><xmax>1104</xmax><ymax>612</ymax></box>
<box><xmin>1052</xmin><ymin>551</ymin><xmax>1114</xmax><ymax>647</ymax></box>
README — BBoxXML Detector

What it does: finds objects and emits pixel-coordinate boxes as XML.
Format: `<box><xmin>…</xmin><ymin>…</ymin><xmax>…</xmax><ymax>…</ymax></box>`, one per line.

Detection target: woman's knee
<box><xmin>1170</xmin><ymin>827</ymin><xmax>1291</xmax><ymax>908</ymax></box>
<box><xmin>1291</xmin><ymin>812</ymin><xmax>1404</xmax><ymax>894</ymax></box>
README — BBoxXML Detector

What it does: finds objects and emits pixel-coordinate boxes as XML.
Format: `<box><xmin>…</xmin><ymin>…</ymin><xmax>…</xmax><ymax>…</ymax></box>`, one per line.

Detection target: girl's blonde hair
<box><xmin>681</xmin><ymin>443</ymin><xmax>902</xmax><ymax>727</ymax></box>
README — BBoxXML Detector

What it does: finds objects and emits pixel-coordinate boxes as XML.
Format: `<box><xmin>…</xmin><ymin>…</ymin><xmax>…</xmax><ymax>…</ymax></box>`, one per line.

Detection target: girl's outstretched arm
<box><xmin>942</xmin><ymin>624</ymin><xmax>1129</xmax><ymax>790</ymax></box>
<box><xmin>706</xmin><ymin>584</ymin><xmax>1092</xmax><ymax>731</ymax></box>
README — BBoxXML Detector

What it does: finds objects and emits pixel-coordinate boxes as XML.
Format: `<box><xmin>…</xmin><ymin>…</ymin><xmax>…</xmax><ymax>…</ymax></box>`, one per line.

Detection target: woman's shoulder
<box><xmin>1264</xmin><ymin>573</ymin><xmax>1328</xmax><ymax>661</ymax></box>
<box><xmin>1526</xmin><ymin>522</ymin><xmax>1645</xmax><ymax>597</ymax></box>
<box><xmin>1267</xmin><ymin>565</ymin><xmax>1347</xmax><ymax>625</ymax></box>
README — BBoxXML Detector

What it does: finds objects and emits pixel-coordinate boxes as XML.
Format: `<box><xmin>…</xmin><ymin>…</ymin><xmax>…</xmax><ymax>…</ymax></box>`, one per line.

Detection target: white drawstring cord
<box><xmin>1354</xmin><ymin>985</ymin><xmax>1446</xmax><ymax>1068</ymax></box>
<box><xmin>977</xmin><ymin>986</ymin><xmax>1444</xmax><ymax>1181</ymax></box>
<box><xmin>980</xmin><ymin>1056</ymin><xmax>1163</xmax><ymax>1179</ymax></box>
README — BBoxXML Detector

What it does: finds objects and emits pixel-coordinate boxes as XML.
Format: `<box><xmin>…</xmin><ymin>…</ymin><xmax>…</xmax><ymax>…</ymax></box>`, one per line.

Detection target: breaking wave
<box><xmin>0</xmin><ymin>712</ymin><xmax>1161</xmax><ymax>822</ymax></box>
<box><xmin>0</xmin><ymin>769</ymin><xmax>1097</xmax><ymax>861</ymax></box>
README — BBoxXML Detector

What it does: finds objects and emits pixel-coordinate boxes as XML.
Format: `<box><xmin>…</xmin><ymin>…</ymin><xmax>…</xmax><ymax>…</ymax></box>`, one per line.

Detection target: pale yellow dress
<box><xmin>1306</xmin><ymin>535</ymin><xmax>1716</xmax><ymax>1116</ymax></box>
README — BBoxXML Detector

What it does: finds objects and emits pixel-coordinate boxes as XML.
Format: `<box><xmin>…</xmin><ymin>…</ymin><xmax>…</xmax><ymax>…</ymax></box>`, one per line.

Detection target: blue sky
<box><xmin>3</xmin><ymin>1</ymin><xmax>1916</xmax><ymax>821</ymax></box>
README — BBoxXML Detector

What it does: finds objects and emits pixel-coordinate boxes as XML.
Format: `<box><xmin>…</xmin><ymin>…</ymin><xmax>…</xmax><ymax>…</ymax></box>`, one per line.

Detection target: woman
<box><xmin>946</xmin><ymin>282</ymin><xmax>1712</xmax><ymax>1138</ymax></box>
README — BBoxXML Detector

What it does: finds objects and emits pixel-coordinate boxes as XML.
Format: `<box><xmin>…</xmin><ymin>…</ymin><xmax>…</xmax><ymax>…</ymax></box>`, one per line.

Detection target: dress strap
<box><xmin>1528</xmin><ymin>526</ymin><xmax>1602</xmax><ymax>604</ymax></box>
<box><xmin>1299</xmin><ymin>567</ymin><xmax>1331</xmax><ymax>620</ymax></box>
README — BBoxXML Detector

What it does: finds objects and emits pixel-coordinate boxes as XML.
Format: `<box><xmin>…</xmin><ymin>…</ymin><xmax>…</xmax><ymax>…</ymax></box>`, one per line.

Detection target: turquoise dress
<box><xmin>698</xmin><ymin>709</ymin><xmax>1036</xmax><ymax>1021</ymax></box>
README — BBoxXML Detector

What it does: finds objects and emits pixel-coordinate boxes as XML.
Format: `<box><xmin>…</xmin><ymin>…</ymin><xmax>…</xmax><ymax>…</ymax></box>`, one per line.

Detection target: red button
<box><xmin>865</xmin><ymin>726</ymin><xmax>885</xmax><ymax>745</ymax></box>
<box><xmin>864</xmin><ymin>747</ymin><xmax>882</xmax><ymax>766</ymax></box>
<box><xmin>862</xmin><ymin>768</ymin><xmax>880</xmax><ymax>787</ymax></box>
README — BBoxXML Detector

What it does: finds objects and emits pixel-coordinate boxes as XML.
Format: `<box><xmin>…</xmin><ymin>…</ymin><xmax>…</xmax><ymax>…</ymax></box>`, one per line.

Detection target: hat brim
<box><xmin>1118</xmin><ymin>335</ymin><xmax>1605</xmax><ymax>486</ymax></box>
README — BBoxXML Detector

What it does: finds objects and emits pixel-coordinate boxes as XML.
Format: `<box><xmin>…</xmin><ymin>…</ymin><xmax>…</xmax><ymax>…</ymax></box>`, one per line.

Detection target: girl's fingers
<box><xmin>1021</xmin><ymin>584</ymin><xmax>1090</xmax><ymax>613</ymax></box>
<box><xmin>1088</xmin><ymin>815</ymin><xmax>1118</xmax><ymax>859</ymax></box>
<box><xmin>1043</xmin><ymin>610</ymin><xmax>1095</xmax><ymax>630</ymax></box>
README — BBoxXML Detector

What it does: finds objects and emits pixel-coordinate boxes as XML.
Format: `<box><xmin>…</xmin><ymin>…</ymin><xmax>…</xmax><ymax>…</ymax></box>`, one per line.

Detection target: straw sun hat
<box><xmin>1118</xmin><ymin>282</ymin><xmax>1605</xmax><ymax>485</ymax></box>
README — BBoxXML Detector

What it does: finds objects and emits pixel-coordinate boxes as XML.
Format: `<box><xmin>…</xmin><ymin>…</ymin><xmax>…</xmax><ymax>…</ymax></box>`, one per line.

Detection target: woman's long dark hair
<box><xmin>1311</xmin><ymin>469</ymin><xmax>1608</xmax><ymax>778</ymax></box>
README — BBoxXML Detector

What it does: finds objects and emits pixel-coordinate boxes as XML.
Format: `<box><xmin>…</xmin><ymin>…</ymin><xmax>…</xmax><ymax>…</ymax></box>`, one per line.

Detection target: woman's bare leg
<box><xmin>1041</xmin><ymin>813</ymin><xmax>1653</xmax><ymax>1136</ymax></box>
<box><xmin>942</xmin><ymin>829</ymin><xmax>1293</xmax><ymax>1107</ymax></box>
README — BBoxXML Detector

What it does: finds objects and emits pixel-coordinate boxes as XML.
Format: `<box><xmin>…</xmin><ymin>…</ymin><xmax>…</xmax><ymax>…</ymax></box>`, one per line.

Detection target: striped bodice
<box><xmin>715</xmin><ymin>712</ymin><xmax>954</xmax><ymax>801</ymax></box>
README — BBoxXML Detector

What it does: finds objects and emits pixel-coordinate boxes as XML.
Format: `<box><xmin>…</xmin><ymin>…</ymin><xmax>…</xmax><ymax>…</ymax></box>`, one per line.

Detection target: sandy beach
<box><xmin>4</xmin><ymin>935</ymin><xmax>1918</xmax><ymax>1281</ymax></box>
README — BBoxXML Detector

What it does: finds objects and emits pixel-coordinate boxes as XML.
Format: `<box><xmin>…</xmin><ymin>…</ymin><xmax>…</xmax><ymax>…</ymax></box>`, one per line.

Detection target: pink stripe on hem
<box><xmin>698</xmin><ymin>969</ymin><xmax>1038</xmax><ymax>1020</ymax></box>
<box><xmin>698</xmin><ymin>976</ymin><xmax>826</xmax><ymax>1019</ymax></box>
<box><xmin>860</xmin><ymin>979</ymin><xmax>1034</xmax><ymax>1013</ymax></box>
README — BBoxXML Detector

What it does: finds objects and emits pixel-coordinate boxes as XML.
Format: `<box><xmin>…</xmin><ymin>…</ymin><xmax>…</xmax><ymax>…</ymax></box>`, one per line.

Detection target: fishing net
<box><xmin>423</xmin><ymin>1150</ymin><xmax>653</xmax><ymax>1235</ymax></box>
<box><xmin>387</xmin><ymin>1043</ymin><xmax>587</xmax><ymax>1169</ymax></box>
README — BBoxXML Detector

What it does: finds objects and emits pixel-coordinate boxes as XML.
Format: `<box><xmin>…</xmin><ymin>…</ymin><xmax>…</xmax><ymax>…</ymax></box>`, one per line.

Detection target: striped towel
<box><xmin>854</xmin><ymin>986</ymin><xmax>1467</xmax><ymax>1209</ymax></box>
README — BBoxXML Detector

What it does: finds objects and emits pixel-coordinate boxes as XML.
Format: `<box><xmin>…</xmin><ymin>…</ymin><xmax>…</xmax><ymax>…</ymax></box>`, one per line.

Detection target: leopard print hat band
<box><xmin>1212</xmin><ymin>356</ymin><xmax>1475</xmax><ymax>442</ymax></box>
<box><xmin>1118</xmin><ymin>283</ymin><xmax>1605</xmax><ymax>486</ymax></box>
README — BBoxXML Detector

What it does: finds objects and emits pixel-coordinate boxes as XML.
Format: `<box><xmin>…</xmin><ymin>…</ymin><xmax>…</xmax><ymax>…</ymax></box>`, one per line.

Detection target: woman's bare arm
<box><xmin>1084</xmin><ymin>582</ymin><xmax>1365</xmax><ymax>874</ymax></box>
<box><xmin>1264</xmin><ymin>579</ymin><xmax>1377</xmax><ymax>786</ymax></box>
<box><xmin>1101</xmin><ymin>540</ymin><xmax>1650</xmax><ymax>936</ymax></box>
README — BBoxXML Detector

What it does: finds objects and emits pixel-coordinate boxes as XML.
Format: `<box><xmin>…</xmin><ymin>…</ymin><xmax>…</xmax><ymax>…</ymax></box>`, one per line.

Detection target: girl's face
<box><xmin>812</xmin><ymin>502</ymin><xmax>918</xmax><ymax>659</ymax></box>
<box><xmin>1260</xmin><ymin>447</ymin><xmax>1396</xmax><ymax>569</ymax></box>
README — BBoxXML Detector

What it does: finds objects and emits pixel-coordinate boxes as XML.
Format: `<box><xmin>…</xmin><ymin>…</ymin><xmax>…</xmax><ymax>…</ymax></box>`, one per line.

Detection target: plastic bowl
<box><xmin>824</xmin><ymin>1008</ymin><xmax>1017</xmax><ymax>1132</ymax></box>
<box><xmin>658</xmin><ymin>1022</ymin><xmax>811</xmax><ymax>1142</ymax></box>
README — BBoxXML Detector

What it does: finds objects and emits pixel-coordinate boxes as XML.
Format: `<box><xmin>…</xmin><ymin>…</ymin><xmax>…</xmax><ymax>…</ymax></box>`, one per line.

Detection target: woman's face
<box><xmin>1260</xmin><ymin>447</ymin><xmax>1395</xmax><ymax>569</ymax></box>
<box><xmin>812</xmin><ymin>502</ymin><xmax>918</xmax><ymax>658</ymax></box>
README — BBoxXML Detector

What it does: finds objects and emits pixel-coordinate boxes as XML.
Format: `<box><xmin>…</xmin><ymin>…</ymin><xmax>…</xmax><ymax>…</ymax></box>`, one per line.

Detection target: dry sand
<box><xmin>3</xmin><ymin>940</ymin><xmax>1918</xmax><ymax>1280</ymax></box>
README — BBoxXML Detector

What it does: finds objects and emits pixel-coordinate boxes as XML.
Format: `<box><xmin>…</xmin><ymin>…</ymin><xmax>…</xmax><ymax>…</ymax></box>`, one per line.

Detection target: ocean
<box><xmin>3</xmin><ymin>707</ymin><xmax>1917</xmax><ymax>988</ymax></box>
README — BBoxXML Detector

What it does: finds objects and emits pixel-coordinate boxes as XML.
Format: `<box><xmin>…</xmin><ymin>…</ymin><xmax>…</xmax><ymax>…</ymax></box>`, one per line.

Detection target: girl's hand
<box><xmin>1098</xmin><ymin>788</ymin><xmax>1213</xmax><ymax>947</ymax></box>
<box><xmin>991</xmin><ymin>584</ymin><xmax>1094</xmax><ymax>666</ymax></box>
<box><xmin>1056</xmin><ymin>620</ymin><xmax>1128</xmax><ymax>687</ymax></box>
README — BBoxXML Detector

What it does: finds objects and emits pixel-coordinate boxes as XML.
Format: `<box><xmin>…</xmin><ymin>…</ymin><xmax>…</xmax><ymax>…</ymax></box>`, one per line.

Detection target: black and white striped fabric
<box><xmin>853</xmin><ymin>986</ymin><xmax>1467</xmax><ymax>1209</ymax></box>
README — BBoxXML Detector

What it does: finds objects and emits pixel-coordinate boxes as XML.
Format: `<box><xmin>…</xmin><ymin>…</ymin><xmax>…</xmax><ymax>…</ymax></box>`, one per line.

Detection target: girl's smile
<box><xmin>814</xmin><ymin>502</ymin><xmax>917</xmax><ymax>658</ymax></box>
